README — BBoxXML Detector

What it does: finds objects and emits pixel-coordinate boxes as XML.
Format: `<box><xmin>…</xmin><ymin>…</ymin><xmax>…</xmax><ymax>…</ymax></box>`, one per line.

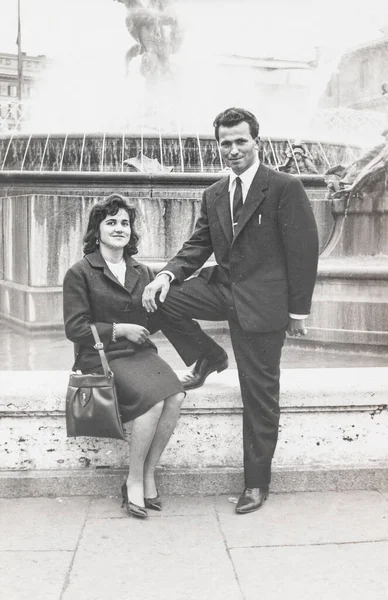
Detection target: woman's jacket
<box><xmin>63</xmin><ymin>249</ymin><xmax>156</xmax><ymax>372</ymax></box>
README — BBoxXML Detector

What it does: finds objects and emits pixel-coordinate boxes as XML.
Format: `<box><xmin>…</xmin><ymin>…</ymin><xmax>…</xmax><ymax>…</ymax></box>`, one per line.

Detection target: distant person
<box><xmin>142</xmin><ymin>107</ymin><xmax>319</xmax><ymax>514</ymax></box>
<box><xmin>279</xmin><ymin>144</ymin><xmax>318</xmax><ymax>174</ymax></box>
<box><xmin>63</xmin><ymin>194</ymin><xmax>184</xmax><ymax>519</ymax></box>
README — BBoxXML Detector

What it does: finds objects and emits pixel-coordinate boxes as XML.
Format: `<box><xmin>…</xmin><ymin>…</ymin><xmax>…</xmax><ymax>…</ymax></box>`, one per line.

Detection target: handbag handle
<box><xmin>90</xmin><ymin>324</ymin><xmax>112</xmax><ymax>378</ymax></box>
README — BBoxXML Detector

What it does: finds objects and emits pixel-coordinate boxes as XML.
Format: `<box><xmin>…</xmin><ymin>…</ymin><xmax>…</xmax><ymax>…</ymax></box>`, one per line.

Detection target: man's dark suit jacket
<box><xmin>63</xmin><ymin>250</ymin><xmax>156</xmax><ymax>372</ymax></box>
<box><xmin>164</xmin><ymin>163</ymin><xmax>319</xmax><ymax>332</ymax></box>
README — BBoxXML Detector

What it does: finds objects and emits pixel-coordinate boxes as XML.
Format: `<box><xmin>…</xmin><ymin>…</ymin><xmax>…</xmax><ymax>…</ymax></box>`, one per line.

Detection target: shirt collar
<box><xmin>228</xmin><ymin>157</ymin><xmax>260</xmax><ymax>191</ymax></box>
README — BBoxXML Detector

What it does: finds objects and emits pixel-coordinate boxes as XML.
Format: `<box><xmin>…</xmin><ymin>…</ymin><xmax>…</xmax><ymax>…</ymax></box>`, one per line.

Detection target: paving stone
<box><xmin>62</xmin><ymin>515</ymin><xmax>242</xmax><ymax>600</ymax></box>
<box><xmin>2</xmin><ymin>492</ymin><xmax>388</xmax><ymax>600</ymax></box>
<box><xmin>88</xmin><ymin>494</ymin><xmax>216</xmax><ymax>519</ymax></box>
<box><xmin>215</xmin><ymin>491</ymin><xmax>388</xmax><ymax>547</ymax></box>
<box><xmin>231</xmin><ymin>542</ymin><xmax>388</xmax><ymax>600</ymax></box>
<box><xmin>0</xmin><ymin>551</ymin><xmax>72</xmax><ymax>600</ymax></box>
<box><xmin>0</xmin><ymin>497</ymin><xmax>90</xmax><ymax>551</ymax></box>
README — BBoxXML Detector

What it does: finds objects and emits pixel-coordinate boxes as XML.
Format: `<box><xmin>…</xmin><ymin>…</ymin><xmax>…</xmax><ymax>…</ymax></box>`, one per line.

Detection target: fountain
<box><xmin>0</xmin><ymin>131</ymin><xmax>359</xmax><ymax>174</ymax></box>
<box><xmin>0</xmin><ymin>0</ymin><xmax>386</xmax><ymax>351</ymax></box>
<box><xmin>1</xmin><ymin>0</ymin><xmax>387</xmax><ymax>501</ymax></box>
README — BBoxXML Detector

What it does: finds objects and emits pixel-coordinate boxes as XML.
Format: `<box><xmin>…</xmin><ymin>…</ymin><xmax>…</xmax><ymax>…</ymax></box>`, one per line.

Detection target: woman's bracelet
<box><xmin>112</xmin><ymin>322</ymin><xmax>117</xmax><ymax>343</ymax></box>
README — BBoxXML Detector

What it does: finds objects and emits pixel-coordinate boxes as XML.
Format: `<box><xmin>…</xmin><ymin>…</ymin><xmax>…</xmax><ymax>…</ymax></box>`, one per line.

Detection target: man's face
<box><xmin>218</xmin><ymin>121</ymin><xmax>258</xmax><ymax>175</ymax></box>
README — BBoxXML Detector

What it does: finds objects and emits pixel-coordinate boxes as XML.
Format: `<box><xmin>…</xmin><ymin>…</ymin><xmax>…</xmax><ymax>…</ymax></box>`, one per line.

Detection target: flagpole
<box><xmin>16</xmin><ymin>0</ymin><xmax>23</xmax><ymax>128</ymax></box>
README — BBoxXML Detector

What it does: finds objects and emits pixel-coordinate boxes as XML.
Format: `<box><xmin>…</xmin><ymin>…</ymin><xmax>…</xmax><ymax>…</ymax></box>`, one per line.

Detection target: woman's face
<box><xmin>98</xmin><ymin>208</ymin><xmax>131</xmax><ymax>251</ymax></box>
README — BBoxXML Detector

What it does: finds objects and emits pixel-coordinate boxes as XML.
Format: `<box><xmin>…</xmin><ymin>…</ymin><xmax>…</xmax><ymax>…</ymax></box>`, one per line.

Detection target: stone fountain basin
<box><xmin>0</xmin><ymin>171</ymin><xmax>387</xmax><ymax>348</ymax></box>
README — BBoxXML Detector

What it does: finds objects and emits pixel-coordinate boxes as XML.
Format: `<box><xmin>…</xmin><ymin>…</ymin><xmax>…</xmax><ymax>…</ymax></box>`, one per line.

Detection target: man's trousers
<box><xmin>156</xmin><ymin>274</ymin><xmax>286</xmax><ymax>488</ymax></box>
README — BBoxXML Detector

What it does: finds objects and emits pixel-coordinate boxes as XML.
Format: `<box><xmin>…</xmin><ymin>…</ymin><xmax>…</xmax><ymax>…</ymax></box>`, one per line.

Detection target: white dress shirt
<box><xmin>158</xmin><ymin>156</ymin><xmax>307</xmax><ymax>319</ymax></box>
<box><xmin>229</xmin><ymin>157</ymin><xmax>261</xmax><ymax>217</ymax></box>
<box><xmin>105</xmin><ymin>258</ymin><xmax>126</xmax><ymax>286</ymax></box>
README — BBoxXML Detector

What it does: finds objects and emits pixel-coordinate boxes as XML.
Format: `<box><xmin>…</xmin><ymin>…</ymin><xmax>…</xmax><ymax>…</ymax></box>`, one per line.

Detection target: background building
<box><xmin>0</xmin><ymin>51</ymin><xmax>47</xmax><ymax>131</ymax></box>
<box><xmin>320</xmin><ymin>34</ymin><xmax>388</xmax><ymax>113</ymax></box>
<box><xmin>312</xmin><ymin>33</ymin><xmax>388</xmax><ymax>146</ymax></box>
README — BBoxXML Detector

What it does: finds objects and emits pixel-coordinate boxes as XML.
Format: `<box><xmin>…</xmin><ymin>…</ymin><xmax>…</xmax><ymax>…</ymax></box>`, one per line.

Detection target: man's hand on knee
<box><xmin>142</xmin><ymin>274</ymin><xmax>171</xmax><ymax>313</ymax></box>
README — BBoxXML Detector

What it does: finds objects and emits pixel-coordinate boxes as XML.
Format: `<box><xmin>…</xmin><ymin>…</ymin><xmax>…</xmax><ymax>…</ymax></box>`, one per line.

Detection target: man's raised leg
<box><xmin>157</xmin><ymin>276</ymin><xmax>230</xmax><ymax>388</ymax></box>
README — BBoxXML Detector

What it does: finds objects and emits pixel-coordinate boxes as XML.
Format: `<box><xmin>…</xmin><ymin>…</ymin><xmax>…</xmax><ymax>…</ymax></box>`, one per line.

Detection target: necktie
<box><xmin>232</xmin><ymin>176</ymin><xmax>243</xmax><ymax>230</ymax></box>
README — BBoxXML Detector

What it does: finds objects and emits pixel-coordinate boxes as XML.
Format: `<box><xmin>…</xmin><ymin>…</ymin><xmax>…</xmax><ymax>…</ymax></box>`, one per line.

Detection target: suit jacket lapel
<box><xmin>214</xmin><ymin>178</ymin><xmax>233</xmax><ymax>246</ymax></box>
<box><xmin>232</xmin><ymin>163</ymin><xmax>269</xmax><ymax>242</ymax></box>
<box><xmin>85</xmin><ymin>250</ymin><xmax>140</xmax><ymax>295</ymax></box>
<box><xmin>124</xmin><ymin>256</ymin><xmax>140</xmax><ymax>293</ymax></box>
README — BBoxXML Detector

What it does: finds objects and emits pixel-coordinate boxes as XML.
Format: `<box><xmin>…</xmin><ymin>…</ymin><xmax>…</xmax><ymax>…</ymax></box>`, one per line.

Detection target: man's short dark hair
<box><xmin>213</xmin><ymin>107</ymin><xmax>260</xmax><ymax>141</ymax></box>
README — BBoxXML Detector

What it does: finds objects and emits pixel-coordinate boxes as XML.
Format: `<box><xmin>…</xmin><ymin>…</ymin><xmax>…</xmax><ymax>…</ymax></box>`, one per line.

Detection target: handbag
<box><xmin>65</xmin><ymin>324</ymin><xmax>125</xmax><ymax>440</ymax></box>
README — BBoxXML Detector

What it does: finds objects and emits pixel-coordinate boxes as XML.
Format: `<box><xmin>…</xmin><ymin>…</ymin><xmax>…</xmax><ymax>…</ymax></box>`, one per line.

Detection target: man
<box><xmin>142</xmin><ymin>107</ymin><xmax>319</xmax><ymax>514</ymax></box>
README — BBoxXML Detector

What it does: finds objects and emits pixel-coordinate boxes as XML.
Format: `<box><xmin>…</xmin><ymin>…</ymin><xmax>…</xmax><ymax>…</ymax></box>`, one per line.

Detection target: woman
<box><xmin>63</xmin><ymin>194</ymin><xmax>185</xmax><ymax>519</ymax></box>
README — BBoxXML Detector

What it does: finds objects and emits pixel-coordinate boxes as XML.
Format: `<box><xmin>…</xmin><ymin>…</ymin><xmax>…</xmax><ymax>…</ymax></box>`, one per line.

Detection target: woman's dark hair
<box><xmin>213</xmin><ymin>107</ymin><xmax>260</xmax><ymax>141</ymax></box>
<box><xmin>83</xmin><ymin>194</ymin><xmax>140</xmax><ymax>256</ymax></box>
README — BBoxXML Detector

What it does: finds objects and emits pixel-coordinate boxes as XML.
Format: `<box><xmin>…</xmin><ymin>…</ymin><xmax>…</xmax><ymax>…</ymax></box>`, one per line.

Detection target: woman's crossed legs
<box><xmin>127</xmin><ymin>392</ymin><xmax>185</xmax><ymax>507</ymax></box>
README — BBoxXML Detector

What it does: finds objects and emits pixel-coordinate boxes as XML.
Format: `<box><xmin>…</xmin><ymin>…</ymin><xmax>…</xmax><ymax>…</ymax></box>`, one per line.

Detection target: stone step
<box><xmin>1</xmin><ymin>368</ymin><xmax>387</xmax><ymax>497</ymax></box>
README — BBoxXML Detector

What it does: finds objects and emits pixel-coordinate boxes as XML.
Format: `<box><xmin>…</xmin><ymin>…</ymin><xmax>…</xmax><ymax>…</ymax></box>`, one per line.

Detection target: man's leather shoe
<box><xmin>180</xmin><ymin>352</ymin><xmax>228</xmax><ymax>390</ymax></box>
<box><xmin>235</xmin><ymin>487</ymin><xmax>269</xmax><ymax>514</ymax></box>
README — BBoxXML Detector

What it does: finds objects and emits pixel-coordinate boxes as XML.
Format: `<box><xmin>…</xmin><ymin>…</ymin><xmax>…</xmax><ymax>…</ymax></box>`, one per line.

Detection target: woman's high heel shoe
<box><xmin>144</xmin><ymin>492</ymin><xmax>162</xmax><ymax>511</ymax></box>
<box><xmin>121</xmin><ymin>483</ymin><xmax>148</xmax><ymax>519</ymax></box>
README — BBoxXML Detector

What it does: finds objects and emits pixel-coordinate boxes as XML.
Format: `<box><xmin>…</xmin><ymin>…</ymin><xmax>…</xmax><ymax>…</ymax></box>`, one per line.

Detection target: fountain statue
<box><xmin>115</xmin><ymin>0</ymin><xmax>183</xmax><ymax>77</ymax></box>
<box><xmin>320</xmin><ymin>129</ymin><xmax>388</xmax><ymax>263</ymax></box>
<box><xmin>325</xmin><ymin>129</ymin><xmax>388</xmax><ymax>200</ymax></box>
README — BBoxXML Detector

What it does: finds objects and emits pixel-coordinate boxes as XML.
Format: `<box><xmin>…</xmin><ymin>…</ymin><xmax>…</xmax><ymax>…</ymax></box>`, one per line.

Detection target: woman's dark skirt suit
<box><xmin>63</xmin><ymin>250</ymin><xmax>183</xmax><ymax>423</ymax></box>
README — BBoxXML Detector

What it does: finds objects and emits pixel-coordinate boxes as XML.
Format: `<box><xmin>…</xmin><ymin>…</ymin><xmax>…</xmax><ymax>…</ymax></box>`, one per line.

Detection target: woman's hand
<box><xmin>115</xmin><ymin>323</ymin><xmax>150</xmax><ymax>344</ymax></box>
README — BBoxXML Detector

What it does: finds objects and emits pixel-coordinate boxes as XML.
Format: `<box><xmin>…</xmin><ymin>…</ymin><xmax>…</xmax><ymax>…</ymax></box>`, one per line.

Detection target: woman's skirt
<box><xmin>94</xmin><ymin>347</ymin><xmax>184</xmax><ymax>423</ymax></box>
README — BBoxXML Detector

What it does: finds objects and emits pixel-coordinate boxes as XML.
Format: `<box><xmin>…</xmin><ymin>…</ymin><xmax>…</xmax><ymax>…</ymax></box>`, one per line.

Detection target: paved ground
<box><xmin>1</xmin><ymin>490</ymin><xmax>387</xmax><ymax>600</ymax></box>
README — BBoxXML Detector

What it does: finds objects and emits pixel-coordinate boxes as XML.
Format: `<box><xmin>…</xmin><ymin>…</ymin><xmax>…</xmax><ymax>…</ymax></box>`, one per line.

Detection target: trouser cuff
<box><xmin>244</xmin><ymin>463</ymin><xmax>271</xmax><ymax>488</ymax></box>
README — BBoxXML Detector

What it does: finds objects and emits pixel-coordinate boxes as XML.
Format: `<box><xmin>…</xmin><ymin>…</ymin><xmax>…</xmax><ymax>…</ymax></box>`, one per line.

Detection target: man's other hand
<box><xmin>287</xmin><ymin>317</ymin><xmax>308</xmax><ymax>337</ymax></box>
<box><xmin>142</xmin><ymin>274</ymin><xmax>171</xmax><ymax>313</ymax></box>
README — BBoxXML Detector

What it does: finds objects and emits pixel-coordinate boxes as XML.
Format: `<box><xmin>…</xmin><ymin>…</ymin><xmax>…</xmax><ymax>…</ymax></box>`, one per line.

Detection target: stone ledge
<box><xmin>1</xmin><ymin>368</ymin><xmax>387</xmax><ymax>413</ymax></box>
<box><xmin>145</xmin><ymin>257</ymin><xmax>388</xmax><ymax>279</ymax></box>
<box><xmin>1</xmin><ymin>368</ymin><xmax>387</xmax><ymax>494</ymax></box>
<box><xmin>1</xmin><ymin>465</ymin><xmax>388</xmax><ymax>498</ymax></box>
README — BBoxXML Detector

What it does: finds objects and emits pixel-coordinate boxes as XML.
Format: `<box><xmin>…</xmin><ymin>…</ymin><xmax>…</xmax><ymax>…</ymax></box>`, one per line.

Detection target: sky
<box><xmin>1</xmin><ymin>0</ymin><xmax>388</xmax><ymax>137</ymax></box>
<box><xmin>1</xmin><ymin>0</ymin><xmax>387</xmax><ymax>61</ymax></box>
